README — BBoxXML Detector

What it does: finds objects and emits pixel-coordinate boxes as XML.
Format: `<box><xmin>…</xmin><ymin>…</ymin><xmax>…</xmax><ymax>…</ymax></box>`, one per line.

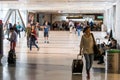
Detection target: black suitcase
<box><xmin>8</xmin><ymin>49</ymin><xmax>16</xmax><ymax>64</ymax></box>
<box><xmin>72</xmin><ymin>55</ymin><xmax>83</xmax><ymax>74</ymax></box>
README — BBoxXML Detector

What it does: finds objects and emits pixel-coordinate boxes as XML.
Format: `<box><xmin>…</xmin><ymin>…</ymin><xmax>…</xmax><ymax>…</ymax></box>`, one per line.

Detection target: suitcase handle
<box><xmin>77</xmin><ymin>54</ymin><xmax>83</xmax><ymax>60</ymax></box>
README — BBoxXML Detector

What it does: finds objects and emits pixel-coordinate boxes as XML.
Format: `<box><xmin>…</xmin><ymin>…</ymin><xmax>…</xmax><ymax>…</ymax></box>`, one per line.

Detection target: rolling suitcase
<box><xmin>72</xmin><ymin>55</ymin><xmax>83</xmax><ymax>74</ymax></box>
<box><xmin>8</xmin><ymin>49</ymin><xmax>16</xmax><ymax>64</ymax></box>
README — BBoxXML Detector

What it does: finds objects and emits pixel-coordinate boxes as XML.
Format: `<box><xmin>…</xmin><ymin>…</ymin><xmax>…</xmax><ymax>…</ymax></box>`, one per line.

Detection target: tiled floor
<box><xmin>0</xmin><ymin>31</ymin><xmax>120</xmax><ymax>80</ymax></box>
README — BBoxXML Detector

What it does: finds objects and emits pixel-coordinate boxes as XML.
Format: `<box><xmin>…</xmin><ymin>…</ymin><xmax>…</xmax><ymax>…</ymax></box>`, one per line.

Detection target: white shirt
<box><xmin>9</xmin><ymin>31</ymin><xmax>17</xmax><ymax>42</ymax></box>
<box><xmin>80</xmin><ymin>34</ymin><xmax>94</xmax><ymax>54</ymax></box>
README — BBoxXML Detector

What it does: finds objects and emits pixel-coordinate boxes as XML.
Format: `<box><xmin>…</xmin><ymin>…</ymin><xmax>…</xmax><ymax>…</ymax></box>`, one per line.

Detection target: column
<box><xmin>0</xmin><ymin>20</ymin><xmax>3</xmax><ymax>62</ymax></box>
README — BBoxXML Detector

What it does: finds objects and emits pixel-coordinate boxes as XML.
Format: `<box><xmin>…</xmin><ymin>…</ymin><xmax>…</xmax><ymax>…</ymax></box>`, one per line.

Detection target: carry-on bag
<box><xmin>72</xmin><ymin>55</ymin><xmax>83</xmax><ymax>74</ymax></box>
<box><xmin>8</xmin><ymin>49</ymin><xmax>16</xmax><ymax>64</ymax></box>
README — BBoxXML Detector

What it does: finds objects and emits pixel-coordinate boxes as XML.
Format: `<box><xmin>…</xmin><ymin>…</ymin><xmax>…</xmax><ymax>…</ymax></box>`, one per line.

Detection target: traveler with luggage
<box><xmin>79</xmin><ymin>26</ymin><xmax>95</xmax><ymax>79</ymax></box>
<box><xmin>7</xmin><ymin>27</ymin><xmax>17</xmax><ymax>64</ymax></box>
<box><xmin>7</xmin><ymin>27</ymin><xmax>17</xmax><ymax>52</ymax></box>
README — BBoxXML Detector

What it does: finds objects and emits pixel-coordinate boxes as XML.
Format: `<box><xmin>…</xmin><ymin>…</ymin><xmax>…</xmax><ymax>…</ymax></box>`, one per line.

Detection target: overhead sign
<box><xmin>66</xmin><ymin>16</ymin><xmax>83</xmax><ymax>19</ymax></box>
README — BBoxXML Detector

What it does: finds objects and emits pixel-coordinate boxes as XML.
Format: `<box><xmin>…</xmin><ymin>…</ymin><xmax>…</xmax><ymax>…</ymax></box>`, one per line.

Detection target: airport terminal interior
<box><xmin>0</xmin><ymin>0</ymin><xmax>120</xmax><ymax>80</ymax></box>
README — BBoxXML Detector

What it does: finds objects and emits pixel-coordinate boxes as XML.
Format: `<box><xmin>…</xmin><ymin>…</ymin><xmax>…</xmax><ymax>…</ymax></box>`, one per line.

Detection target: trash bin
<box><xmin>105</xmin><ymin>49</ymin><xmax>120</xmax><ymax>73</ymax></box>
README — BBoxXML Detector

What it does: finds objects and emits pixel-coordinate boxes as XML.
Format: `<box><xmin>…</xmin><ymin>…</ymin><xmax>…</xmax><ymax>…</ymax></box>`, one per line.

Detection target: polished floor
<box><xmin>1</xmin><ymin>31</ymin><xmax>120</xmax><ymax>80</ymax></box>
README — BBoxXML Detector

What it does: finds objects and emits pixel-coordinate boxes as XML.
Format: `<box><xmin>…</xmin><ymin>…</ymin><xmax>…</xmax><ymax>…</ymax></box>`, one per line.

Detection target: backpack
<box><xmin>9</xmin><ymin>23</ymin><xmax>12</xmax><ymax>28</ymax></box>
<box><xmin>26</xmin><ymin>27</ymin><xmax>31</xmax><ymax>37</ymax></box>
<box><xmin>8</xmin><ymin>49</ymin><xmax>16</xmax><ymax>64</ymax></box>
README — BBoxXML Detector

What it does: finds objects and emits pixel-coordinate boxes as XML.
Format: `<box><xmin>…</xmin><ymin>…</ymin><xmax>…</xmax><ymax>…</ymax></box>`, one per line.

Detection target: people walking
<box><xmin>7</xmin><ymin>27</ymin><xmax>17</xmax><ymax>52</ymax></box>
<box><xmin>68</xmin><ymin>20</ymin><xmax>74</xmax><ymax>33</ymax></box>
<box><xmin>5</xmin><ymin>21</ymin><xmax>12</xmax><ymax>38</ymax></box>
<box><xmin>76</xmin><ymin>23</ymin><xmax>83</xmax><ymax>36</ymax></box>
<box><xmin>25</xmin><ymin>23</ymin><xmax>31</xmax><ymax>48</ymax></box>
<box><xmin>43</xmin><ymin>21</ymin><xmax>50</xmax><ymax>43</ymax></box>
<box><xmin>29</xmin><ymin>25</ymin><xmax>39</xmax><ymax>51</ymax></box>
<box><xmin>16</xmin><ymin>22</ymin><xmax>22</xmax><ymax>38</ymax></box>
<box><xmin>79</xmin><ymin>26</ymin><xmax>95</xmax><ymax>79</ymax></box>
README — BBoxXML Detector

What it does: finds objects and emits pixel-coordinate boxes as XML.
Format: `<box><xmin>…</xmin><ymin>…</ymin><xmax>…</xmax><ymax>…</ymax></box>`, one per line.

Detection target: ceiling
<box><xmin>0</xmin><ymin>0</ymin><xmax>119</xmax><ymax>13</ymax></box>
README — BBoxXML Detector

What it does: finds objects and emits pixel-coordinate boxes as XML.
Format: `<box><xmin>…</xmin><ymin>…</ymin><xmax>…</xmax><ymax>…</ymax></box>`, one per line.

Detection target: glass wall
<box><xmin>0</xmin><ymin>9</ymin><xmax>9</xmax><ymax>23</ymax></box>
<box><xmin>0</xmin><ymin>9</ymin><xmax>27</xmax><ymax>27</ymax></box>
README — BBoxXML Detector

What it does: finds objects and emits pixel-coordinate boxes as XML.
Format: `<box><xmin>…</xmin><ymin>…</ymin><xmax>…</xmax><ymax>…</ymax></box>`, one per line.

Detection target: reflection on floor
<box><xmin>0</xmin><ymin>31</ymin><xmax>120</xmax><ymax>80</ymax></box>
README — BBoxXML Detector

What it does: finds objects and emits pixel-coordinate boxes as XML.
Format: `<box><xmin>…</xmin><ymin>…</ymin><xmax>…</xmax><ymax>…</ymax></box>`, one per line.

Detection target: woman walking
<box><xmin>79</xmin><ymin>26</ymin><xmax>95</xmax><ymax>79</ymax></box>
<box><xmin>30</xmin><ymin>25</ymin><xmax>39</xmax><ymax>51</ymax></box>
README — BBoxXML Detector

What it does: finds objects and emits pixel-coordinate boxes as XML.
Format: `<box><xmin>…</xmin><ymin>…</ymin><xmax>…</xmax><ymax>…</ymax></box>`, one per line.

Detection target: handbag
<box><xmin>93</xmin><ymin>44</ymin><xmax>100</xmax><ymax>54</ymax></box>
<box><xmin>91</xmin><ymin>33</ymin><xmax>100</xmax><ymax>54</ymax></box>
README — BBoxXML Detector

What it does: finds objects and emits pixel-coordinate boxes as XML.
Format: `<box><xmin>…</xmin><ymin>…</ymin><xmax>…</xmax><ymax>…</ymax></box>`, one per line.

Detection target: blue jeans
<box><xmin>84</xmin><ymin>54</ymin><xmax>94</xmax><ymax>72</ymax></box>
<box><xmin>77</xmin><ymin>29</ymin><xmax>81</xmax><ymax>36</ymax></box>
<box><xmin>30</xmin><ymin>38</ymin><xmax>39</xmax><ymax>50</ymax></box>
<box><xmin>17</xmin><ymin>30</ymin><xmax>21</xmax><ymax>38</ymax></box>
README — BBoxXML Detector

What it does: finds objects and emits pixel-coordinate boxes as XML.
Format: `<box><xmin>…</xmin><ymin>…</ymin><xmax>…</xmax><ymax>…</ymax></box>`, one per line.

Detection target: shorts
<box><xmin>44</xmin><ymin>32</ymin><xmax>49</xmax><ymax>37</ymax></box>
